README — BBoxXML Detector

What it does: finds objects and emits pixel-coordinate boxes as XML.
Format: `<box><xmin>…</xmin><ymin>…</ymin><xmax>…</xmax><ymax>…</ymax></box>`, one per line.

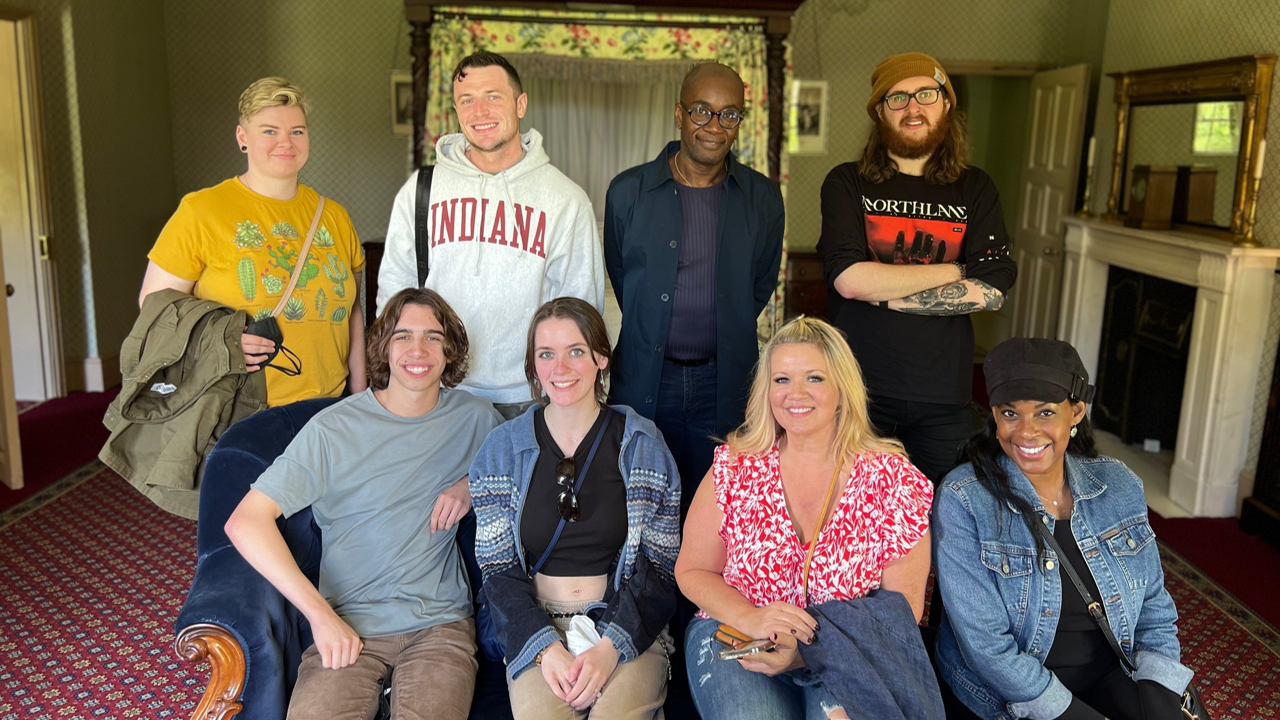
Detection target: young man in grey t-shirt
<box><xmin>226</xmin><ymin>288</ymin><xmax>503</xmax><ymax>720</ymax></box>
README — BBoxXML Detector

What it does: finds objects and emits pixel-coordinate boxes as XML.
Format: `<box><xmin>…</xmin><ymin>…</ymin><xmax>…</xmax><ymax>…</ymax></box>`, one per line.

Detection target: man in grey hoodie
<box><xmin>378</xmin><ymin>52</ymin><xmax>605</xmax><ymax>419</ymax></box>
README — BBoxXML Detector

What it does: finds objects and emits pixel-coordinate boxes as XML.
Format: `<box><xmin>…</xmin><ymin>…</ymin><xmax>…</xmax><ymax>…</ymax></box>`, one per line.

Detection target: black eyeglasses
<box><xmin>882</xmin><ymin>87</ymin><xmax>944</xmax><ymax>111</ymax></box>
<box><xmin>681</xmin><ymin>104</ymin><xmax>744</xmax><ymax>129</ymax></box>
<box><xmin>555</xmin><ymin>457</ymin><xmax>580</xmax><ymax>522</ymax></box>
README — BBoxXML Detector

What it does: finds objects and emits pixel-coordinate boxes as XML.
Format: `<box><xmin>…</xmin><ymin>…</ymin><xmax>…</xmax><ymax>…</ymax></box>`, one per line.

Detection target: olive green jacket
<box><xmin>99</xmin><ymin>289</ymin><xmax>267</xmax><ymax>519</ymax></box>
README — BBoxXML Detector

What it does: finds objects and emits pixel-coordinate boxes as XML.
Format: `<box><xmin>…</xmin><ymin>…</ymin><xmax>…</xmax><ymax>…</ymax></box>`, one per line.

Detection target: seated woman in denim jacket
<box><xmin>933</xmin><ymin>338</ymin><xmax>1194</xmax><ymax>720</ymax></box>
<box><xmin>675</xmin><ymin>317</ymin><xmax>934</xmax><ymax>720</ymax></box>
<box><xmin>469</xmin><ymin>298</ymin><xmax>681</xmax><ymax>720</ymax></box>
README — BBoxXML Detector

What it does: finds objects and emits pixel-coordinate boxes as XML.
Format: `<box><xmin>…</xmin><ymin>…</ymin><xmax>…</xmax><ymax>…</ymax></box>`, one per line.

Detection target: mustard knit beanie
<box><xmin>867</xmin><ymin>52</ymin><xmax>956</xmax><ymax>121</ymax></box>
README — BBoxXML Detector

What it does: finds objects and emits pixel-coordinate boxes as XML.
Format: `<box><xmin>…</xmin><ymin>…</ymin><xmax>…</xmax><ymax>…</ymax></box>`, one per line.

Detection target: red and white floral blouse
<box><xmin>701</xmin><ymin>442</ymin><xmax>932</xmax><ymax>616</ymax></box>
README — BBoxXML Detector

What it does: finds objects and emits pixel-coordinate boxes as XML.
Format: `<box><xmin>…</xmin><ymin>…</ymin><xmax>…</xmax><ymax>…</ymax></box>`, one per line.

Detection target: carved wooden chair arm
<box><xmin>175</xmin><ymin>623</ymin><xmax>246</xmax><ymax>720</ymax></box>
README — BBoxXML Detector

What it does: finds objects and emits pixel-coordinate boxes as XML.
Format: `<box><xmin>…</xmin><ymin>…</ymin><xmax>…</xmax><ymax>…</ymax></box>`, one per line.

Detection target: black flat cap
<box><xmin>984</xmin><ymin>337</ymin><xmax>1095</xmax><ymax>407</ymax></box>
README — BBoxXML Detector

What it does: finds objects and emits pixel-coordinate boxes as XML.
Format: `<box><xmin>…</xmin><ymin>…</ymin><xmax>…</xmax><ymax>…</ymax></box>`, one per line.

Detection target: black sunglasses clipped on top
<box><xmin>556</xmin><ymin>457</ymin><xmax>580</xmax><ymax>522</ymax></box>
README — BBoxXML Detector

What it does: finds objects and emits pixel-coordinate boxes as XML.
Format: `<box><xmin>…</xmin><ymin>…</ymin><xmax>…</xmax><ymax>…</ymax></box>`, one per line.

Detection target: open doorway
<box><xmin>0</xmin><ymin>9</ymin><xmax>63</xmax><ymax>403</ymax></box>
<box><xmin>950</xmin><ymin>64</ymin><xmax>1090</xmax><ymax>355</ymax></box>
<box><xmin>952</xmin><ymin>72</ymin><xmax>1032</xmax><ymax>357</ymax></box>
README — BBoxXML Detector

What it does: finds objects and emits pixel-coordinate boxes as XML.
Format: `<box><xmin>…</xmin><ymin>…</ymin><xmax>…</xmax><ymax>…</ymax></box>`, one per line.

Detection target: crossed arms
<box><xmin>832</xmin><ymin>256</ymin><xmax>1005</xmax><ymax>316</ymax></box>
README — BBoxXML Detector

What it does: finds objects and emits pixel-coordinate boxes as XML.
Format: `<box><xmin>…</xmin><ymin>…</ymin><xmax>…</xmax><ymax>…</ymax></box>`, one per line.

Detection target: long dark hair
<box><xmin>959</xmin><ymin>405</ymin><xmax>1098</xmax><ymax>559</ymax></box>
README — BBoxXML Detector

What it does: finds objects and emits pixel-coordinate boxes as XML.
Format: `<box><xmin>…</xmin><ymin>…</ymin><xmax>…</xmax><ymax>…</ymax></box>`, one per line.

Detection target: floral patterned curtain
<box><xmin>424</xmin><ymin>6</ymin><xmax>787</xmax><ymax>337</ymax></box>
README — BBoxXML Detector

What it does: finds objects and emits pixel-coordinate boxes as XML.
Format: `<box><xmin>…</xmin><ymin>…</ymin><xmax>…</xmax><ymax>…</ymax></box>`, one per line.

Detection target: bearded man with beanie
<box><xmin>816</xmin><ymin>52</ymin><xmax>1017</xmax><ymax>484</ymax></box>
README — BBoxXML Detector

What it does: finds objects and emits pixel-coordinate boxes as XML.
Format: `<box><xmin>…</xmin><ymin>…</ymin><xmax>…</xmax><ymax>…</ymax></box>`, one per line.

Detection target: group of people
<box><xmin>140</xmin><ymin>46</ymin><xmax>1196</xmax><ymax>720</ymax></box>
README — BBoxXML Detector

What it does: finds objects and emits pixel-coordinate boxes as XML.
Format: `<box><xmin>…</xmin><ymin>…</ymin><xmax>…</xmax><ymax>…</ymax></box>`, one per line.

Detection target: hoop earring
<box><xmin>1070</xmin><ymin>425</ymin><xmax>1078</xmax><ymax>438</ymax></box>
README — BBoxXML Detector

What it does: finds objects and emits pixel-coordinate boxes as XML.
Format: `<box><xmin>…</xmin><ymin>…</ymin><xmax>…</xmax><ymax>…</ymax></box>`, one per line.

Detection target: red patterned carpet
<box><xmin>1</xmin><ymin>463</ymin><xmax>204</xmax><ymax>719</ymax></box>
<box><xmin>2</xmin><ymin>463</ymin><xmax>1279</xmax><ymax>719</ymax></box>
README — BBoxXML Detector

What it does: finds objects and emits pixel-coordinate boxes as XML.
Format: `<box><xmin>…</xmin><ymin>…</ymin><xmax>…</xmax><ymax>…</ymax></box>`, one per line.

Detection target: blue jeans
<box><xmin>685</xmin><ymin>618</ymin><xmax>844</xmax><ymax>720</ymax></box>
<box><xmin>652</xmin><ymin>359</ymin><xmax>719</xmax><ymax>514</ymax></box>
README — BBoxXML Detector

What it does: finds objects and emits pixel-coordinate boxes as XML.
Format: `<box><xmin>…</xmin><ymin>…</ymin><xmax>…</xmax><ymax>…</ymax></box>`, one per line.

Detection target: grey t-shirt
<box><xmin>252</xmin><ymin>387</ymin><xmax>502</xmax><ymax>638</ymax></box>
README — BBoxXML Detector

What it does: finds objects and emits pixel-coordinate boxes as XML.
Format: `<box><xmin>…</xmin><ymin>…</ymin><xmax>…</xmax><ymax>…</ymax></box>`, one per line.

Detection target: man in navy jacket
<box><xmin>604</xmin><ymin>62</ymin><xmax>785</xmax><ymax>511</ymax></box>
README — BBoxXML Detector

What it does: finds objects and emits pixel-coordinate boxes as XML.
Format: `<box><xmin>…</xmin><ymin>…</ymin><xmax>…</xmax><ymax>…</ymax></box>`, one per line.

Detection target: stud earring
<box><xmin>1070</xmin><ymin>425</ymin><xmax>1078</xmax><ymax>438</ymax></box>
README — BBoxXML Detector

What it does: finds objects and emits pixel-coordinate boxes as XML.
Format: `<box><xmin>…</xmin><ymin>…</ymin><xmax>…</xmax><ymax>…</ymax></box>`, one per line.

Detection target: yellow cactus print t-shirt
<box><xmin>149</xmin><ymin>178</ymin><xmax>365</xmax><ymax>406</ymax></box>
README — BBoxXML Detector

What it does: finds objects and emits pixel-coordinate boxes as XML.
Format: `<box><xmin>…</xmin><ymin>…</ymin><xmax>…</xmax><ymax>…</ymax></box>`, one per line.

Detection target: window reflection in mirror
<box><xmin>1121</xmin><ymin>102</ymin><xmax>1241</xmax><ymax>227</ymax></box>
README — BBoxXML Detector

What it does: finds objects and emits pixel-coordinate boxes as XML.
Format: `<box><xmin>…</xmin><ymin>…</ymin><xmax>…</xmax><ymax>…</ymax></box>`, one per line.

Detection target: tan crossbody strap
<box><xmin>271</xmin><ymin>197</ymin><xmax>326</xmax><ymax>318</ymax></box>
<box><xmin>801</xmin><ymin>462</ymin><xmax>845</xmax><ymax>601</ymax></box>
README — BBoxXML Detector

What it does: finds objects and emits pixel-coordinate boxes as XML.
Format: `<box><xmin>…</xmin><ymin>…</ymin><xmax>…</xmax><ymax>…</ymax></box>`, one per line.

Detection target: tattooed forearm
<box><xmin>885</xmin><ymin>279</ymin><xmax>1004</xmax><ymax>316</ymax></box>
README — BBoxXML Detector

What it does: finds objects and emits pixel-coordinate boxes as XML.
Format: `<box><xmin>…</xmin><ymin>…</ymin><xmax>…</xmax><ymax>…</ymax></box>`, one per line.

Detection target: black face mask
<box><xmin>243</xmin><ymin>315</ymin><xmax>302</xmax><ymax>376</ymax></box>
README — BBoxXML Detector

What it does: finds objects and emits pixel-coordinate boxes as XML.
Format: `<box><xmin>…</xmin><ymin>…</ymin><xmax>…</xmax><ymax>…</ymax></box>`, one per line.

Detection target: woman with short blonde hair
<box><xmin>138</xmin><ymin>76</ymin><xmax>366</xmax><ymax>407</ymax></box>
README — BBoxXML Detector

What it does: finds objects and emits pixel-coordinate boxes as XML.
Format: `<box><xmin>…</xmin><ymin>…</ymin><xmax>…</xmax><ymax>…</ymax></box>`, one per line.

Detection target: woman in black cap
<box><xmin>931</xmin><ymin>338</ymin><xmax>1196</xmax><ymax>720</ymax></box>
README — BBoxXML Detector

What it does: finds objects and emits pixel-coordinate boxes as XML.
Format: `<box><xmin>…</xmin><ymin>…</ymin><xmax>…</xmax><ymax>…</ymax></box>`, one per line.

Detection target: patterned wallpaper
<box><xmin>162</xmin><ymin>0</ymin><xmax>413</xmax><ymax>244</ymax></box>
<box><xmin>71</xmin><ymin>0</ymin><xmax>174</xmax><ymax>359</ymax></box>
<box><xmin>1088</xmin><ymin>0</ymin><xmax>1280</xmax><ymax>474</ymax></box>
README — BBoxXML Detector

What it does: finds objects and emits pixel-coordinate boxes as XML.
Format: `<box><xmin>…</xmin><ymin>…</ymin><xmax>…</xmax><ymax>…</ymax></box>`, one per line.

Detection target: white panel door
<box><xmin>1010</xmin><ymin>64</ymin><xmax>1090</xmax><ymax>338</ymax></box>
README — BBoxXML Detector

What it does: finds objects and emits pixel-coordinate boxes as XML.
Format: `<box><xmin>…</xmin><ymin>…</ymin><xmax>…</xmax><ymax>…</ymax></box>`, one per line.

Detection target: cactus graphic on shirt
<box><xmin>322</xmin><ymin>253</ymin><xmax>349</xmax><ymax>298</ymax></box>
<box><xmin>282</xmin><ymin>296</ymin><xmax>306</xmax><ymax>321</ymax></box>
<box><xmin>260</xmin><ymin>268</ymin><xmax>285</xmax><ymax>296</ymax></box>
<box><xmin>314</xmin><ymin>288</ymin><xmax>328</xmax><ymax>318</ymax></box>
<box><xmin>331</xmin><ymin>306</ymin><xmax>348</xmax><ymax>323</ymax></box>
<box><xmin>268</xmin><ymin>242</ymin><xmax>320</xmax><ymax>288</ymax></box>
<box><xmin>312</xmin><ymin>226</ymin><xmax>334</xmax><ymax>247</ymax></box>
<box><xmin>270</xmin><ymin>221</ymin><xmax>300</xmax><ymax>238</ymax></box>
<box><xmin>233</xmin><ymin>220</ymin><xmax>266</xmax><ymax>249</ymax></box>
<box><xmin>237</xmin><ymin>257</ymin><xmax>256</xmax><ymax>302</ymax></box>
<box><xmin>253</xmin><ymin>308</ymin><xmax>273</xmax><ymax>321</ymax></box>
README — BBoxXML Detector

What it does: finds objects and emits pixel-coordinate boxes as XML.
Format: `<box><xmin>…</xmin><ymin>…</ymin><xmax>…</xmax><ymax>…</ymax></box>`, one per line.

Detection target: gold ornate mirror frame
<box><xmin>1104</xmin><ymin>54</ymin><xmax>1276</xmax><ymax>245</ymax></box>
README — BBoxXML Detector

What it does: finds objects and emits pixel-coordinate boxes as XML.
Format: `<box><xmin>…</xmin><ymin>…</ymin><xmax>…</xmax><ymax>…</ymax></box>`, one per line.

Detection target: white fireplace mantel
<box><xmin>1059</xmin><ymin>218</ymin><xmax>1280</xmax><ymax>517</ymax></box>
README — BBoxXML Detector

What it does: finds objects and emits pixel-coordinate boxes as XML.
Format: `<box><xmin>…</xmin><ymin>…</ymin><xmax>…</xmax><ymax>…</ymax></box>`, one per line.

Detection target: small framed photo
<box><xmin>391</xmin><ymin>73</ymin><xmax>413</xmax><ymax>136</ymax></box>
<box><xmin>788</xmin><ymin>79</ymin><xmax>828</xmax><ymax>156</ymax></box>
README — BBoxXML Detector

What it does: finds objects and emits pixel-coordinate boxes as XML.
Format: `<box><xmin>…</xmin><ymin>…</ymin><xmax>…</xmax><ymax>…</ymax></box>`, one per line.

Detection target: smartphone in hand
<box><xmin>717</xmin><ymin>638</ymin><xmax>777</xmax><ymax>661</ymax></box>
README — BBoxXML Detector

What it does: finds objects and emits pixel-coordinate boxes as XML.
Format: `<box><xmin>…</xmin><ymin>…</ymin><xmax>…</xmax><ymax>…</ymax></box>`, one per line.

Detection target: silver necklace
<box><xmin>1036</xmin><ymin>479</ymin><xmax>1067</xmax><ymax>508</ymax></box>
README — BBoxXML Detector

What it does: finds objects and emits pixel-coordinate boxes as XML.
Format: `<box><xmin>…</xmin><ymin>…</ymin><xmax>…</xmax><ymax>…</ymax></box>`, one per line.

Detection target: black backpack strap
<box><xmin>414</xmin><ymin>165</ymin><xmax>435</xmax><ymax>288</ymax></box>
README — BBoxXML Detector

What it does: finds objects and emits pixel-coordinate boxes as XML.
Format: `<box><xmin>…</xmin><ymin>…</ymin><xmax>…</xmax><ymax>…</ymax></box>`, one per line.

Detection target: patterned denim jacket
<box><xmin>468</xmin><ymin>404</ymin><xmax>681</xmax><ymax>679</ymax></box>
<box><xmin>932</xmin><ymin>454</ymin><xmax>1193</xmax><ymax>720</ymax></box>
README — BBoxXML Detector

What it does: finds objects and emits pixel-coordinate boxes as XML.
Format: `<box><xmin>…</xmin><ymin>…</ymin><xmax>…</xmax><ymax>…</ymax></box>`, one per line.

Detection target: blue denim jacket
<box><xmin>933</xmin><ymin>454</ymin><xmax>1193</xmax><ymax>720</ymax></box>
<box><xmin>468</xmin><ymin>404</ymin><xmax>681</xmax><ymax>679</ymax></box>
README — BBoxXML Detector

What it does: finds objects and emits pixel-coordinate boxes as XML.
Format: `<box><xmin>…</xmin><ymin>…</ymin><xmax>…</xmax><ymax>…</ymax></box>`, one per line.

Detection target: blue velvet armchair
<box><xmin>173</xmin><ymin>398</ymin><xmax>512</xmax><ymax>720</ymax></box>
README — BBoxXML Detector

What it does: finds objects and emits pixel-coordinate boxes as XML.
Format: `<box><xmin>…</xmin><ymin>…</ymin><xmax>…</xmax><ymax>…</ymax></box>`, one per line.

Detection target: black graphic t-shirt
<box><xmin>816</xmin><ymin>163</ymin><xmax>1017</xmax><ymax>405</ymax></box>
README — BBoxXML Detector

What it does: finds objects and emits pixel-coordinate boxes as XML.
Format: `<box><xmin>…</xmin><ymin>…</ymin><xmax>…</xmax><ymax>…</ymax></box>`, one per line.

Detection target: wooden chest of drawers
<box><xmin>785</xmin><ymin>252</ymin><xmax>828</xmax><ymax>321</ymax></box>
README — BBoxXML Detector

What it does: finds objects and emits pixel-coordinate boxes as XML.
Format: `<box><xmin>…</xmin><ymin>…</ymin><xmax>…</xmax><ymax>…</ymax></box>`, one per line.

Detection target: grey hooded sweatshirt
<box><xmin>377</xmin><ymin>129</ymin><xmax>605</xmax><ymax>404</ymax></box>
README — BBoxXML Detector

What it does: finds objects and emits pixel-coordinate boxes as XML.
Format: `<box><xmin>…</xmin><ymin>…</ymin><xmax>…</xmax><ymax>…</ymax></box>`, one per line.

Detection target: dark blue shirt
<box><xmin>603</xmin><ymin>142</ymin><xmax>785</xmax><ymax>437</ymax></box>
<box><xmin>667</xmin><ymin>181</ymin><xmax>724</xmax><ymax>360</ymax></box>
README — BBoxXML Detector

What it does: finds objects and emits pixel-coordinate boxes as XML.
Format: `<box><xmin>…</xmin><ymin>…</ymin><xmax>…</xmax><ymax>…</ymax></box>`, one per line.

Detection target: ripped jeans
<box><xmin>685</xmin><ymin>617</ymin><xmax>846</xmax><ymax>720</ymax></box>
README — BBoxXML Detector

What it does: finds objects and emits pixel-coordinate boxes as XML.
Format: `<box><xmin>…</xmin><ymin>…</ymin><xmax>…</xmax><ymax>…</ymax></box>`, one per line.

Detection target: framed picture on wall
<box><xmin>391</xmin><ymin>73</ymin><xmax>413</xmax><ymax>136</ymax></box>
<box><xmin>788</xmin><ymin>79</ymin><xmax>828</xmax><ymax>155</ymax></box>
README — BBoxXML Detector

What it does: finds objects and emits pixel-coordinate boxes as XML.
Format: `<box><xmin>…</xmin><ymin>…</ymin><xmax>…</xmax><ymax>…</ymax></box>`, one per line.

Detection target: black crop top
<box><xmin>520</xmin><ymin>407</ymin><xmax>628</xmax><ymax>577</ymax></box>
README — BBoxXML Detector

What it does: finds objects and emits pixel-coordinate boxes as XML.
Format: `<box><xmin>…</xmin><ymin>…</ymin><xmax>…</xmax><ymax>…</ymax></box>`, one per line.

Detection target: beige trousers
<box><xmin>508</xmin><ymin>599</ymin><xmax>670</xmax><ymax>720</ymax></box>
<box><xmin>287</xmin><ymin>617</ymin><xmax>478</xmax><ymax>720</ymax></box>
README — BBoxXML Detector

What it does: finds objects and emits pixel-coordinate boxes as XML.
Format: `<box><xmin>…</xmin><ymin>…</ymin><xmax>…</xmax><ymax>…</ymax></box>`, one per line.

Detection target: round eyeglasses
<box><xmin>882</xmin><ymin>87</ymin><xmax>944</xmax><ymax>111</ymax></box>
<box><xmin>682</xmin><ymin>104</ymin><xmax>744</xmax><ymax>129</ymax></box>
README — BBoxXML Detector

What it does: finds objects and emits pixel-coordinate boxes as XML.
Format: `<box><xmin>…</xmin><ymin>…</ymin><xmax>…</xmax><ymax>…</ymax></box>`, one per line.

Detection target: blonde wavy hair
<box><xmin>725</xmin><ymin>317</ymin><xmax>905</xmax><ymax>465</ymax></box>
<box><xmin>238</xmin><ymin>77</ymin><xmax>309</xmax><ymax>124</ymax></box>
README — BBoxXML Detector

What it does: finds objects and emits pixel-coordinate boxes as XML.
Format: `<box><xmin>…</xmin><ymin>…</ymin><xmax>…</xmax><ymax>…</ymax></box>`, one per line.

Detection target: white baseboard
<box><xmin>64</xmin><ymin>355</ymin><xmax>120</xmax><ymax>393</ymax></box>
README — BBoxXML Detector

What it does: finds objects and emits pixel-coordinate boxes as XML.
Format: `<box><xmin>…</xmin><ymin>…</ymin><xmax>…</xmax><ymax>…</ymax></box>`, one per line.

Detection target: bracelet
<box><xmin>534</xmin><ymin>648</ymin><xmax>546</xmax><ymax>666</ymax></box>
<box><xmin>953</xmin><ymin>261</ymin><xmax>967</xmax><ymax>280</ymax></box>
